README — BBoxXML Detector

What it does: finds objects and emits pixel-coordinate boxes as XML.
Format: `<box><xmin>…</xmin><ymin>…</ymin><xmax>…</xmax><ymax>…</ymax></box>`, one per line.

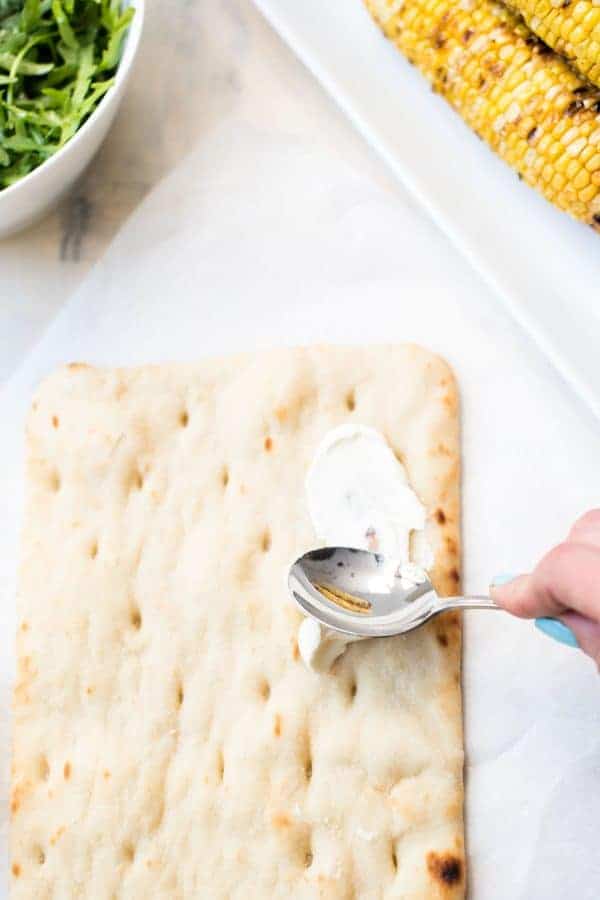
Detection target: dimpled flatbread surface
<box><xmin>11</xmin><ymin>345</ymin><xmax>464</xmax><ymax>899</ymax></box>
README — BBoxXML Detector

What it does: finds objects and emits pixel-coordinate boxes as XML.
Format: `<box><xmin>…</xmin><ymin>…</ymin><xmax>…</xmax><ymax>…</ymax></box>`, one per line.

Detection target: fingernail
<box><xmin>535</xmin><ymin>617</ymin><xmax>579</xmax><ymax>648</ymax></box>
<box><xmin>490</xmin><ymin>574</ymin><xmax>517</xmax><ymax>587</ymax></box>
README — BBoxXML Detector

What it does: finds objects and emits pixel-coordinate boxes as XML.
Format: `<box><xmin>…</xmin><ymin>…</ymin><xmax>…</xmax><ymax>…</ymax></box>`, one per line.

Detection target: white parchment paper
<box><xmin>1</xmin><ymin>122</ymin><xmax>599</xmax><ymax>898</ymax></box>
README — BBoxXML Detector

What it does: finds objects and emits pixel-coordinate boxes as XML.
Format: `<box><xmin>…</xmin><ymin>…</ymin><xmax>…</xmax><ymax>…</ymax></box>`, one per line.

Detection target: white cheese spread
<box><xmin>299</xmin><ymin>424</ymin><xmax>431</xmax><ymax>671</ymax></box>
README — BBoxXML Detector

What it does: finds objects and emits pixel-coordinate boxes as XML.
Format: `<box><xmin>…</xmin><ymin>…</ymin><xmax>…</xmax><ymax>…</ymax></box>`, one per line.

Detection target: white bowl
<box><xmin>0</xmin><ymin>0</ymin><xmax>144</xmax><ymax>239</ymax></box>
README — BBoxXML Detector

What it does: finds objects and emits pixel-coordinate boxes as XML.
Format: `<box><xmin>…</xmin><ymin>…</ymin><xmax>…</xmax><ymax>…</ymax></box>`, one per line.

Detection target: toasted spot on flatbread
<box><xmin>427</xmin><ymin>850</ymin><xmax>463</xmax><ymax>886</ymax></box>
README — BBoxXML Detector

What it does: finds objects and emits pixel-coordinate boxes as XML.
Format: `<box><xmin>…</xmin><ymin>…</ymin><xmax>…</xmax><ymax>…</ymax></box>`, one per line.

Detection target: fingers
<box><xmin>492</xmin><ymin>541</ymin><xmax>600</xmax><ymax>621</ymax></box>
<box><xmin>560</xmin><ymin>611</ymin><xmax>600</xmax><ymax>665</ymax></box>
<box><xmin>491</xmin><ymin>510</ymin><xmax>600</xmax><ymax>667</ymax></box>
<box><xmin>568</xmin><ymin>508</ymin><xmax>600</xmax><ymax>548</ymax></box>
<box><xmin>491</xmin><ymin>573</ymin><xmax>538</xmax><ymax>618</ymax></box>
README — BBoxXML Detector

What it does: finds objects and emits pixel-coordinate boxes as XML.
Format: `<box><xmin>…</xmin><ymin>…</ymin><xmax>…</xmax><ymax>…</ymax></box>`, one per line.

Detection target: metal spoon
<box><xmin>288</xmin><ymin>546</ymin><xmax>499</xmax><ymax>638</ymax></box>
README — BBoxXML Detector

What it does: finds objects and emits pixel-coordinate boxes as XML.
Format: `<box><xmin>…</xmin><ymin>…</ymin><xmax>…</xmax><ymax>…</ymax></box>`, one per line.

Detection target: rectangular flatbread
<box><xmin>12</xmin><ymin>345</ymin><xmax>464</xmax><ymax>898</ymax></box>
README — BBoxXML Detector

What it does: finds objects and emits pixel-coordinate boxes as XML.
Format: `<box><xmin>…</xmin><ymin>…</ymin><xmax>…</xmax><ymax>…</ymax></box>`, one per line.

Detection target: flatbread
<box><xmin>11</xmin><ymin>345</ymin><xmax>464</xmax><ymax>899</ymax></box>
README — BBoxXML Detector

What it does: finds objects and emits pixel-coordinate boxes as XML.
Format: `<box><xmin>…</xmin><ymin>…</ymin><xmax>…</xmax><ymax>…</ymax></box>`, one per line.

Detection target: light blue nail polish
<box><xmin>490</xmin><ymin>574</ymin><xmax>517</xmax><ymax>587</ymax></box>
<box><xmin>535</xmin><ymin>617</ymin><xmax>579</xmax><ymax>648</ymax></box>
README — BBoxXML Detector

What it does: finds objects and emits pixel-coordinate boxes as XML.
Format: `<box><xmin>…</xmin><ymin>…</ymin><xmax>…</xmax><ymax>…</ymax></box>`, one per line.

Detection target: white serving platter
<box><xmin>251</xmin><ymin>0</ymin><xmax>600</xmax><ymax>423</ymax></box>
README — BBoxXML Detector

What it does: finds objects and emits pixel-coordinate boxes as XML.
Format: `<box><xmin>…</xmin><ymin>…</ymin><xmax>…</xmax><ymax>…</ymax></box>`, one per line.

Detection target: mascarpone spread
<box><xmin>299</xmin><ymin>425</ymin><xmax>431</xmax><ymax>671</ymax></box>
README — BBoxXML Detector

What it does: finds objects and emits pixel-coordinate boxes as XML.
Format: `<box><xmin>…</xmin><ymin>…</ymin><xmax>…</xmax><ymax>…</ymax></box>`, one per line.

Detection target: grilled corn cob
<box><xmin>366</xmin><ymin>0</ymin><xmax>600</xmax><ymax>231</ymax></box>
<box><xmin>505</xmin><ymin>0</ymin><xmax>600</xmax><ymax>88</ymax></box>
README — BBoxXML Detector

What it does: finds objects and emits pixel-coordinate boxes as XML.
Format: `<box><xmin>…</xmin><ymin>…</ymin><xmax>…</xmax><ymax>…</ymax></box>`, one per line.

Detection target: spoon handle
<box><xmin>436</xmin><ymin>594</ymin><xmax>500</xmax><ymax>612</ymax></box>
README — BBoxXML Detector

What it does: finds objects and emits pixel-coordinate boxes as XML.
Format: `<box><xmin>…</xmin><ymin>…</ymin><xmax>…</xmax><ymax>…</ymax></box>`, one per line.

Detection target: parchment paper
<box><xmin>1</xmin><ymin>121</ymin><xmax>599</xmax><ymax>898</ymax></box>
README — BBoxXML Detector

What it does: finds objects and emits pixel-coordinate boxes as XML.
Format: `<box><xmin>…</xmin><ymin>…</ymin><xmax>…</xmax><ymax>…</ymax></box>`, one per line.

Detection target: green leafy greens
<box><xmin>0</xmin><ymin>0</ymin><xmax>134</xmax><ymax>188</ymax></box>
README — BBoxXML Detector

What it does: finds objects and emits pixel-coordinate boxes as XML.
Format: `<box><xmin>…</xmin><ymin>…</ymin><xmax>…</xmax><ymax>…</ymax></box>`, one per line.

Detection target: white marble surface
<box><xmin>0</xmin><ymin>0</ymin><xmax>402</xmax><ymax>382</ymax></box>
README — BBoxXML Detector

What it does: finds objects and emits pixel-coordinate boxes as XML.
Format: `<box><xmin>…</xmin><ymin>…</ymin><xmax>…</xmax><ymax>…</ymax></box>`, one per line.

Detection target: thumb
<box><xmin>491</xmin><ymin>542</ymin><xmax>600</xmax><ymax>621</ymax></box>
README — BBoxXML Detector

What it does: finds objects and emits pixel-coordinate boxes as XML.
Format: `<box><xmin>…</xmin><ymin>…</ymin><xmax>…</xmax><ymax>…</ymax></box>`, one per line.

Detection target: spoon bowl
<box><xmin>288</xmin><ymin>547</ymin><xmax>498</xmax><ymax>637</ymax></box>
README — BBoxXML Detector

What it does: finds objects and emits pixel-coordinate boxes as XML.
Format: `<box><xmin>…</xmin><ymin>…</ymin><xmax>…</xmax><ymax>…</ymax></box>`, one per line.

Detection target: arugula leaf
<box><xmin>0</xmin><ymin>0</ymin><xmax>24</xmax><ymax>22</ymax></box>
<box><xmin>97</xmin><ymin>9</ymin><xmax>131</xmax><ymax>72</ymax></box>
<box><xmin>21</xmin><ymin>0</ymin><xmax>41</xmax><ymax>31</ymax></box>
<box><xmin>0</xmin><ymin>0</ymin><xmax>134</xmax><ymax>189</ymax></box>
<box><xmin>0</xmin><ymin>51</ymin><xmax>53</xmax><ymax>75</ymax></box>
<box><xmin>51</xmin><ymin>0</ymin><xmax>77</xmax><ymax>50</ymax></box>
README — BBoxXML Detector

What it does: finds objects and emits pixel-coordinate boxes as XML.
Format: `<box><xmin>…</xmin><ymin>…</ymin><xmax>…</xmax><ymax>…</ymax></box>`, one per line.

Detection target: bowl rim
<box><xmin>0</xmin><ymin>0</ymin><xmax>145</xmax><ymax>201</ymax></box>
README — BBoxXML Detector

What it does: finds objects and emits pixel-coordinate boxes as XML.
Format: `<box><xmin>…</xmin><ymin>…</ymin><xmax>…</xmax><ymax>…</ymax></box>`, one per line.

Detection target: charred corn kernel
<box><xmin>366</xmin><ymin>0</ymin><xmax>600</xmax><ymax>231</ymax></box>
<box><xmin>505</xmin><ymin>0</ymin><xmax>600</xmax><ymax>86</ymax></box>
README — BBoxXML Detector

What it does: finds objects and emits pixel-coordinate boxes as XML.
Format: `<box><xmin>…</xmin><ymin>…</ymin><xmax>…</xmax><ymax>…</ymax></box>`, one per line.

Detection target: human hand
<box><xmin>490</xmin><ymin>510</ymin><xmax>600</xmax><ymax>665</ymax></box>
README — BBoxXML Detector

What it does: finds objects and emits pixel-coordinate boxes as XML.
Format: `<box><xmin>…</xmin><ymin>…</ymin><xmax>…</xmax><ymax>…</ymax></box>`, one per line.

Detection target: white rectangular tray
<box><xmin>252</xmin><ymin>0</ymin><xmax>600</xmax><ymax>422</ymax></box>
